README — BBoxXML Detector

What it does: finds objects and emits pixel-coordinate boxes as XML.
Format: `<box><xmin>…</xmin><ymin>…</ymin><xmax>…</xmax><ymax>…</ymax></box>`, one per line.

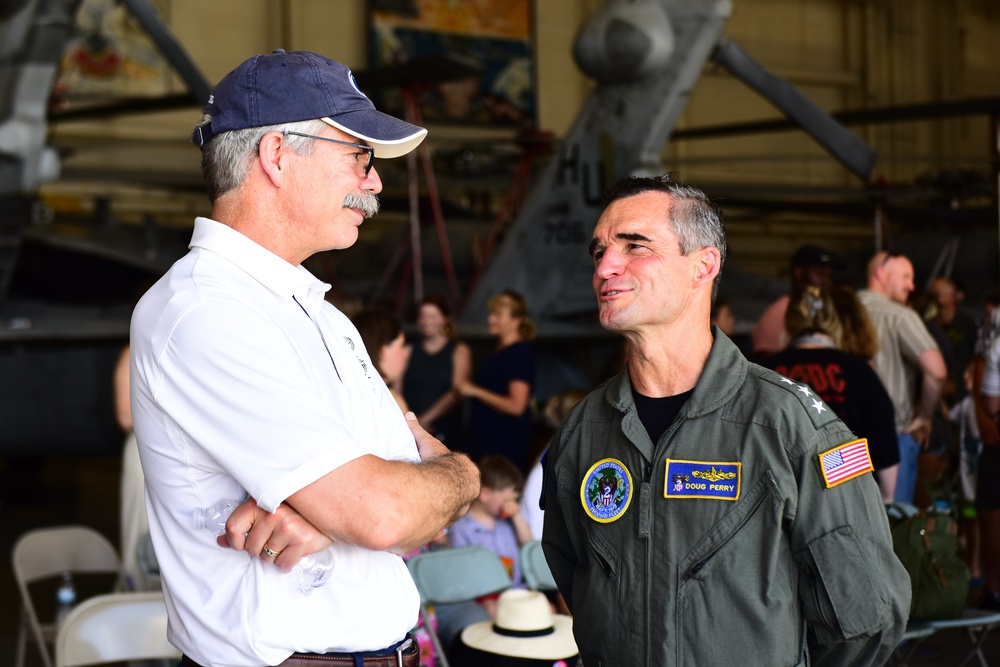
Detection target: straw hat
<box><xmin>460</xmin><ymin>589</ymin><xmax>578</xmax><ymax>660</ymax></box>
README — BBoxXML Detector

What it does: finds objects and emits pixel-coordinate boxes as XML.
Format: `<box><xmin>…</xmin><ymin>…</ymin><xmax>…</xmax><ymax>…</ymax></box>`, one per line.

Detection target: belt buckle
<box><xmin>395</xmin><ymin>637</ymin><xmax>413</xmax><ymax>667</ymax></box>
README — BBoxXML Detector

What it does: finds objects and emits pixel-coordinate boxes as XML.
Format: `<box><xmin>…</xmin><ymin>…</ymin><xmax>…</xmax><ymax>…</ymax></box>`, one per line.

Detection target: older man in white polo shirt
<box><xmin>130</xmin><ymin>50</ymin><xmax>480</xmax><ymax>667</ymax></box>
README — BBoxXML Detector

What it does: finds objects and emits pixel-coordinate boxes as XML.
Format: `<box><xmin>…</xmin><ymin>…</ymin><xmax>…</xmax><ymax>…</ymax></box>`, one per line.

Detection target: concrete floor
<box><xmin>2</xmin><ymin>454</ymin><xmax>1000</xmax><ymax>667</ymax></box>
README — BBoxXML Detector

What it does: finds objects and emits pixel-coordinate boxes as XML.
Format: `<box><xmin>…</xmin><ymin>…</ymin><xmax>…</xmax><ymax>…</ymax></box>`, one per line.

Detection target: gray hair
<box><xmin>195</xmin><ymin>117</ymin><xmax>329</xmax><ymax>202</ymax></box>
<box><xmin>600</xmin><ymin>174</ymin><xmax>727</xmax><ymax>301</ymax></box>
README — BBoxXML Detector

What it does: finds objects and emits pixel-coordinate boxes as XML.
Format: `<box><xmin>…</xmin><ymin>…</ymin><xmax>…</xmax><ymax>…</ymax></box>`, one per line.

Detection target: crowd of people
<box><xmin>346</xmin><ymin>294</ymin><xmax>581</xmax><ymax>664</ymax></box>
<box><xmin>101</xmin><ymin>46</ymin><xmax>1000</xmax><ymax>667</ymax></box>
<box><xmin>751</xmin><ymin>242</ymin><xmax>1000</xmax><ymax>612</ymax></box>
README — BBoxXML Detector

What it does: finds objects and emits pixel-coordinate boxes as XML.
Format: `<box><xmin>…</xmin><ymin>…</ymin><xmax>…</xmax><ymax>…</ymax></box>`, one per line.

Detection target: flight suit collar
<box><xmin>602</xmin><ymin>326</ymin><xmax>748</xmax><ymax>463</ymax></box>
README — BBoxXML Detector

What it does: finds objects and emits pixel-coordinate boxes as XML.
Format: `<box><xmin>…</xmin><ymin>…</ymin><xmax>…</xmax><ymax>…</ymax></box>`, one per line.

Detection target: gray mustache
<box><xmin>343</xmin><ymin>191</ymin><xmax>379</xmax><ymax>218</ymax></box>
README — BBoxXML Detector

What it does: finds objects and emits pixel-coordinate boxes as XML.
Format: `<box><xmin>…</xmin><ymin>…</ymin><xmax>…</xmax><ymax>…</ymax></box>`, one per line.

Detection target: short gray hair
<box><xmin>195</xmin><ymin>117</ymin><xmax>329</xmax><ymax>202</ymax></box>
<box><xmin>600</xmin><ymin>174</ymin><xmax>727</xmax><ymax>301</ymax></box>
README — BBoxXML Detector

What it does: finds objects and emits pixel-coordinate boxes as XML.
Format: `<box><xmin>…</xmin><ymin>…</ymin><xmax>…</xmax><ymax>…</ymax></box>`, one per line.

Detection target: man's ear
<box><xmin>693</xmin><ymin>246</ymin><xmax>721</xmax><ymax>288</ymax></box>
<box><xmin>257</xmin><ymin>131</ymin><xmax>290</xmax><ymax>187</ymax></box>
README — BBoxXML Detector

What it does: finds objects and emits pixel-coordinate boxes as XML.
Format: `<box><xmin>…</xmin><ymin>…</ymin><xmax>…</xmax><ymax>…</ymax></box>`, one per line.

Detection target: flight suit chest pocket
<box><xmin>675</xmin><ymin>472</ymin><xmax>804</xmax><ymax>666</ymax></box>
<box><xmin>556</xmin><ymin>461</ymin><xmax>629</xmax><ymax>665</ymax></box>
<box><xmin>576</xmin><ymin>527</ymin><xmax>623</xmax><ymax>665</ymax></box>
<box><xmin>677</xmin><ymin>471</ymin><xmax>780</xmax><ymax>581</ymax></box>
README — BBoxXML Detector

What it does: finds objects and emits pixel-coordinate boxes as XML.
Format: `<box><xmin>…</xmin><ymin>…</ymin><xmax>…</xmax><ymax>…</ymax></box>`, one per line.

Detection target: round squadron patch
<box><xmin>581</xmin><ymin>458</ymin><xmax>633</xmax><ymax>523</ymax></box>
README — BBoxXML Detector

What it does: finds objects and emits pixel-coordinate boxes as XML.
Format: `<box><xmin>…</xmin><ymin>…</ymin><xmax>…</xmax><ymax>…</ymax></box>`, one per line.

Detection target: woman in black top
<box><xmin>764</xmin><ymin>284</ymin><xmax>900</xmax><ymax>502</ymax></box>
<box><xmin>402</xmin><ymin>294</ymin><xmax>471</xmax><ymax>448</ymax></box>
<box><xmin>457</xmin><ymin>290</ymin><xmax>536</xmax><ymax>469</ymax></box>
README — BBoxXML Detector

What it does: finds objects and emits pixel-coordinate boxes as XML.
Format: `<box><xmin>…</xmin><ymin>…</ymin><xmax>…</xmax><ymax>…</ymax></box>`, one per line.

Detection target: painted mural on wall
<box><xmin>53</xmin><ymin>0</ymin><xmax>174</xmax><ymax>105</ymax></box>
<box><xmin>369</xmin><ymin>0</ymin><xmax>536</xmax><ymax>127</ymax></box>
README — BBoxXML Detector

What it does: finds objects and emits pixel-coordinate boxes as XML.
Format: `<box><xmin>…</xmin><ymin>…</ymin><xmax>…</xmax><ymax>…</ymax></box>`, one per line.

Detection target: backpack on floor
<box><xmin>887</xmin><ymin>503</ymin><xmax>970</xmax><ymax>622</ymax></box>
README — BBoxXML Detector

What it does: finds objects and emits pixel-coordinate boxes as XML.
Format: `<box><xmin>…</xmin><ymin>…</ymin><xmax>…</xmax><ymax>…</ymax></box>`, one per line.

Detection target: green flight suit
<box><xmin>542</xmin><ymin>332</ymin><xmax>910</xmax><ymax>666</ymax></box>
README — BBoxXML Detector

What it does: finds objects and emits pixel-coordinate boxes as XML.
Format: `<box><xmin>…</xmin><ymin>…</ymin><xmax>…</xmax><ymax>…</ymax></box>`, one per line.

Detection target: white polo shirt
<box><xmin>130</xmin><ymin>217</ymin><xmax>420</xmax><ymax>667</ymax></box>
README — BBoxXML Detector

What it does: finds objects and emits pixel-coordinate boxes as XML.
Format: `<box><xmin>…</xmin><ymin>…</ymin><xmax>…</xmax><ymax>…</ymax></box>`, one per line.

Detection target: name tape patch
<box><xmin>664</xmin><ymin>459</ymin><xmax>741</xmax><ymax>501</ymax></box>
<box><xmin>581</xmin><ymin>458</ymin><xmax>633</xmax><ymax>523</ymax></box>
<box><xmin>818</xmin><ymin>438</ymin><xmax>873</xmax><ymax>488</ymax></box>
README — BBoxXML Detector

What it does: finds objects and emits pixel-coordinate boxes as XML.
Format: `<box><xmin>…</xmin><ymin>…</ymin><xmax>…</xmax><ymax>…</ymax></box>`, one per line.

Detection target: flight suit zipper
<box><xmin>642</xmin><ymin>415</ymin><xmax>686</xmax><ymax>667</ymax></box>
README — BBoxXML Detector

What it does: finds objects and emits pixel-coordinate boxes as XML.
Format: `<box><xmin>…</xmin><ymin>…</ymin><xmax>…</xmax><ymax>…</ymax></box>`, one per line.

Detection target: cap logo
<box><xmin>207</xmin><ymin>94</ymin><xmax>214</xmax><ymax>105</ymax></box>
<box><xmin>347</xmin><ymin>71</ymin><xmax>368</xmax><ymax>100</ymax></box>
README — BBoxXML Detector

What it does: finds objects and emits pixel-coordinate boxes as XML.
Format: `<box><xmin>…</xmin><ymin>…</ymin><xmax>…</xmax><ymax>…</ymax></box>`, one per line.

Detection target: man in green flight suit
<box><xmin>541</xmin><ymin>175</ymin><xmax>910</xmax><ymax>666</ymax></box>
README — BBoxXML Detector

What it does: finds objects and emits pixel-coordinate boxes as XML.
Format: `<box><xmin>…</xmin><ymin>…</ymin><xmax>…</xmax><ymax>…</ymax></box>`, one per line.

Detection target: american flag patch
<box><xmin>818</xmin><ymin>439</ymin><xmax>873</xmax><ymax>488</ymax></box>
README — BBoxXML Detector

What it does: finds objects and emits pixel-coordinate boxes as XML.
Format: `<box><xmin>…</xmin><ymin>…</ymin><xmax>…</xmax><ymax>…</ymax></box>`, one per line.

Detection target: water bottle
<box><xmin>54</xmin><ymin>571</ymin><xmax>76</xmax><ymax>627</ymax></box>
<box><xmin>193</xmin><ymin>498</ymin><xmax>334</xmax><ymax>596</ymax></box>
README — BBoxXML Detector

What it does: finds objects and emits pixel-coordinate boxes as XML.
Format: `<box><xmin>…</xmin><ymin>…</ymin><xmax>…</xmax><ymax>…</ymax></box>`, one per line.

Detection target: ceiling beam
<box><xmin>673</xmin><ymin>96</ymin><xmax>1000</xmax><ymax>140</ymax></box>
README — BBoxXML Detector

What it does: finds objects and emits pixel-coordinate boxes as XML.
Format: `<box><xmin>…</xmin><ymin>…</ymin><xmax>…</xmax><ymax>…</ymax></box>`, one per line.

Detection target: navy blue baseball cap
<box><xmin>792</xmin><ymin>244</ymin><xmax>843</xmax><ymax>269</ymax></box>
<box><xmin>191</xmin><ymin>49</ymin><xmax>427</xmax><ymax>158</ymax></box>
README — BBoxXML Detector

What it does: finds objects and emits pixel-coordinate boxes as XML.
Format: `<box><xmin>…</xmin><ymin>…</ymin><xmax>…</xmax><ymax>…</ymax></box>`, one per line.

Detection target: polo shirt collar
<box><xmin>189</xmin><ymin>217</ymin><xmax>330</xmax><ymax>307</ymax></box>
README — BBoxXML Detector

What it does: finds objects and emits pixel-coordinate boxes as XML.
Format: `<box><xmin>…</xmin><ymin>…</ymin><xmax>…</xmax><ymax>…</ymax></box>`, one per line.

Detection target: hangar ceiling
<box><xmin>0</xmin><ymin>0</ymin><xmax>997</xmax><ymax>339</ymax></box>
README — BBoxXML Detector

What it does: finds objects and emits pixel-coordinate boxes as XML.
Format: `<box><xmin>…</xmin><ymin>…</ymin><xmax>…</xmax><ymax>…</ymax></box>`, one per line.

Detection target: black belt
<box><xmin>181</xmin><ymin>634</ymin><xmax>419</xmax><ymax>667</ymax></box>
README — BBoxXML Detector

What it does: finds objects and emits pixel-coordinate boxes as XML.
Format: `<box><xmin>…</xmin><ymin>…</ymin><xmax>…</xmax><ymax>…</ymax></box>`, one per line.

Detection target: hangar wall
<box><xmin>43</xmin><ymin>0</ymin><xmax>1000</xmax><ymax>312</ymax></box>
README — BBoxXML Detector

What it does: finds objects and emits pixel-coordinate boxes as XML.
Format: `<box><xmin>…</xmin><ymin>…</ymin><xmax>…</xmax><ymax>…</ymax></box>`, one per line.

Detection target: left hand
<box><xmin>906</xmin><ymin>416</ymin><xmax>932</xmax><ymax>449</ymax></box>
<box><xmin>220</xmin><ymin>497</ymin><xmax>333</xmax><ymax>572</ymax></box>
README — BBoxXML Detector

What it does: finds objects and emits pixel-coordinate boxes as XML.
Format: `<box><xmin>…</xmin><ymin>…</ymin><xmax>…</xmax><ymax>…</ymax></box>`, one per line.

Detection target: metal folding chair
<box><xmin>893</xmin><ymin>609</ymin><xmax>1000</xmax><ymax>667</ymax></box>
<box><xmin>406</xmin><ymin>547</ymin><xmax>511</xmax><ymax>667</ymax></box>
<box><xmin>13</xmin><ymin>526</ymin><xmax>123</xmax><ymax>667</ymax></box>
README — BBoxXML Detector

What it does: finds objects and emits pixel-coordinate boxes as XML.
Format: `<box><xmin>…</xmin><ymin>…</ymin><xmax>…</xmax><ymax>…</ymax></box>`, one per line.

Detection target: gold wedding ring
<box><xmin>262</xmin><ymin>544</ymin><xmax>280</xmax><ymax>558</ymax></box>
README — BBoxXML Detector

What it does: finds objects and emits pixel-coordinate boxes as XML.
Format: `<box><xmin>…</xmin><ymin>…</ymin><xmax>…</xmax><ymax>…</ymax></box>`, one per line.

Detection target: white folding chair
<box><xmin>406</xmin><ymin>547</ymin><xmax>512</xmax><ymax>667</ymax></box>
<box><xmin>54</xmin><ymin>591</ymin><xmax>179</xmax><ymax>667</ymax></box>
<box><xmin>520</xmin><ymin>540</ymin><xmax>558</xmax><ymax>591</ymax></box>
<box><xmin>13</xmin><ymin>525</ymin><xmax>123</xmax><ymax>667</ymax></box>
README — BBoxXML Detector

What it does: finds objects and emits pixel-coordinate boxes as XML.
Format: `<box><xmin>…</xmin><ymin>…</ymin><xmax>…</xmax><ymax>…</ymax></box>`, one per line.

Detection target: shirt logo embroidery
<box><xmin>581</xmin><ymin>458</ymin><xmax>633</xmax><ymax>523</ymax></box>
<box><xmin>345</xmin><ymin>335</ymin><xmax>378</xmax><ymax>391</ymax></box>
<box><xmin>818</xmin><ymin>438</ymin><xmax>873</xmax><ymax>488</ymax></box>
<box><xmin>664</xmin><ymin>459</ymin><xmax>741</xmax><ymax>501</ymax></box>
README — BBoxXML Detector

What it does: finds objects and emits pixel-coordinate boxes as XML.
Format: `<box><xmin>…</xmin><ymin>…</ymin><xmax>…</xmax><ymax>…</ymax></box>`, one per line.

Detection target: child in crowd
<box><xmin>448</xmin><ymin>455</ymin><xmax>534</xmax><ymax>617</ymax></box>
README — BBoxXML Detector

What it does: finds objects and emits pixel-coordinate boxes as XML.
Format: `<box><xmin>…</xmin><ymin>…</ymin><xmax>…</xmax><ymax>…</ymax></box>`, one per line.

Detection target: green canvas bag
<box><xmin>887</xmin><ymin>504</ymin><xmax>970</xmax><ymax>622</ymax></box>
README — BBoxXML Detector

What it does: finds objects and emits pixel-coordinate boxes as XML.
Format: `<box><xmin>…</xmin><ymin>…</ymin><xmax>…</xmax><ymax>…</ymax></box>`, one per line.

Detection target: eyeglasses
<box><xmin>284</xmin><ymin>131</ymin><xmax>375</xmax><ymax>176</ymax></box>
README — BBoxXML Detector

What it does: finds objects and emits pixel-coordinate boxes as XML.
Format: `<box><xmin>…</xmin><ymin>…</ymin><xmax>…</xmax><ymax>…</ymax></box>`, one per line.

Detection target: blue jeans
<box><xmin>894</xmin><ymin>432</ymin><xmax>920</xmax><ymax>504</ymax></box>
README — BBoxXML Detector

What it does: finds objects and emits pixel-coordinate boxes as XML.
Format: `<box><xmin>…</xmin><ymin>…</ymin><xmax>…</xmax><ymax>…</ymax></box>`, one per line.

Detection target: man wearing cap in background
<box><xmin>751</xmin><ymin>243</ymin><xmax>841</xmax><ymax>361</ymax></box>
<box><xmin>130</xmin><ymin>50</ymin><xmax>480</xmax><ymax>667</ymax></box>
